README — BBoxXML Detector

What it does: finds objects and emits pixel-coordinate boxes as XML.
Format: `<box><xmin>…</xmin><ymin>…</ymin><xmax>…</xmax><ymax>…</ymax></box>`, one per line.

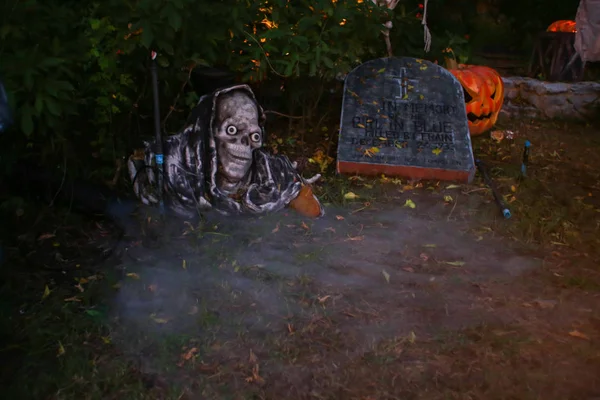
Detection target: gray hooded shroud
<box><xmin>127</xmin><ymin>84</ymin><xmax>324</xmax><ymax>218</ymax></box>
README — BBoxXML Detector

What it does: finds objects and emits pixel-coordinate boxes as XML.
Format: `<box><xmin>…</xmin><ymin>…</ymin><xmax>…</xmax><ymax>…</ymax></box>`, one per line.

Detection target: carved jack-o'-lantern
<box><xmin>547</xmin><ymin>20</ymin><xmax>577</xmax><ymax>33</ymax></box>
<box><xmin>448</xmin><ymin>64</ymin><xmax>505</xmax><ymax>136</ymax></box>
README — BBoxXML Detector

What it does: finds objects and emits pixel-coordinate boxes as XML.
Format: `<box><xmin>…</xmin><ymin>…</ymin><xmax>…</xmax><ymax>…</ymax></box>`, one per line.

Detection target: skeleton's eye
<box><xmin>250</xmin><ymin>132</ymin><xmax>261</xmax><ymax>143</ymax></box>
<box><xmin>226</xmin><ymin>125</ymin><xmax>237</xmax><ymax>135</ymax></box>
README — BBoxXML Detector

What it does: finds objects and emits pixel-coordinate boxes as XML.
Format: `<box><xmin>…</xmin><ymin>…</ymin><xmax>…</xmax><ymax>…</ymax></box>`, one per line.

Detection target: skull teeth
<box><xmin>226</xmin><ymin>143</ymin><xmax>253</xmax><ymax>160</ymax></box>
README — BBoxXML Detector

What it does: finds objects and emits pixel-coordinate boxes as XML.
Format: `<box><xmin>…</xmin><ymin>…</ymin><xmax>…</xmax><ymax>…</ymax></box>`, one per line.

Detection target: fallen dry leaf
<box><xmin>533</xmin><ymin>299</ymin><xmax>557</xmax><ymax>309</ymax></box>
<box><xmin>568</xmin><ymin>330</ymin><xmax>590</xmax><ymax>340</ymax></box>
<box><xmin>335</xmin><ymin>215</ymin><xmax>345</xmax><ymax>220</ymax></box>
<box><xmin>38</xmin><ymin>233</ymin><xmax>56</xmax><ymax>241</ymax></box>
<box><xmin>177</xmin><ymin>347</ymin><xmax>199</xmax><ymax>367</ymax></box>
<box><xmin>248</xmin><ymin>237</ymin><xmax>262</xmax><ymax>246</ymax></box>
<box><xmin>198</xmin><ymin>363</ymin><xmax>219</xmax><ymax>374</ymax></box>
<box><xmin>344</xmin><ymin>192</ymin><xmax>359</xmax><ymax>200</ymax></box>
<box><xmin>444</xmin><ymin>261</ymin><xmax>465</xmax><ymax>267</ymax></box>
<box><xmin>382</xmin><ymin>270</ymin><xmax>390</xmax><ymax>283</ymax></box>
<box><xmin>419</xmin><ymin>253</ymin><xmax>429</xmax><ymax>262</ymax></box>
<box><xmin>490</xmin><ymin>130</ymin><xmax>504</xmax><ymax>142</ymax></box>
<box><xmin>407</xmin><ymin>331</ymin><xmax>416</xmax><ymax>344</ymax></box>
<box><xmin>318</xmin><ymin>295</ymin><xmax>331</xmax><ymax>303</ymax></box>
<box><xmin>249</xmin><ymin>349</ymin><xmax>258</xmax><ymax>364</ymax></box>
<box><xmin>246</xmin><ymin>364</ymin><xmax>265</xmax><ymax>384</ymax></box>
<box><xmin>126</xmin><ymin>272</ymin><xmax>140</xmax><ymax>279</ymax></box>
<box><xmin>345</xmin><ymin>235</ymin><xmax>364</xmax><ymax>241</ymax></box>
<box><xmin>402</xmin><ymin>267</ymin><xmax>415</xmax><ymax>273</ymax></box>
<box><xmin>300</xmin><ymin>221</ymin><xmax>310</xmax><ymax>230</ymax></box>
<box><xmin>183</xmin><ymin>347</ymin><xmax>198</xmax><ymax>361</ymax></box>
<box><xmin>272</xmin><ymin>223</ymin><xmax>280</xmax><ymax>233</ymax></box>
<box><xmin>404</xmin><ymin>199</ymin><xmax>416</xmax><ymax>209</ymax></box>
<box><xmin>325</xmin><ymin>227</ymin><xmax>336</xmax><ymax>233</ymax></box>
<box><xmin>42</xmin><ymin>285</ymin><xmax>51</xmax><ymax>300</ymax></box>
<box><xmin>150</xmin><ymin>314</ymin><xmax>170</xmax><ymax>324</ymax></box>
<box><xmin>64</xmin><ymin>296</ymin><xmax>81</xmax><ymax>302</ymax></box>
<box><xmin>57</xmin><ymin>341</ymin><xmax>66</xmax><ymax>357</ymax></box>
<box><xmin>492</xmin><ymin>330</ymin><xmax>516</xmax><ymax>336</ymax></box>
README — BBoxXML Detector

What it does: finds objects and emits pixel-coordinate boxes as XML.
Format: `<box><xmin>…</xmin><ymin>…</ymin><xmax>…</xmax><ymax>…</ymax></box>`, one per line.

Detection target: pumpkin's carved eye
<box><xmin>463</xmin><ymin>87</ymin><xmax>473</xmax><ymax>103</ymax></box>
<box><xmin>491</xmin><ymin>89</ymin><xmax>496</xmax><ymax>100</ymax></box>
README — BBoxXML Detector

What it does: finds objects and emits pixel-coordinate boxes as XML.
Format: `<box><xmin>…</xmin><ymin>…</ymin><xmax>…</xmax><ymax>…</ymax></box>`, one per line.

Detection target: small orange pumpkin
<box><xmin>288</xmin><ymin>184</ymin><xmax>323</xmax><ymax>218</ymax></box>
<box><xmin>547</xmin><ymin>20</ymin><xmax>576</xmax><ymax>33</ymax></box>
<box><xmin>447</xmin><ymin>63</ymin><xmax>505</xmax><ymax>136</ymax></box>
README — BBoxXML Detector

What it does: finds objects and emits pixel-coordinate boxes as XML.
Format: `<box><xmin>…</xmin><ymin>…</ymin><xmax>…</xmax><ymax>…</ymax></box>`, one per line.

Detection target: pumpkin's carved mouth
<box><xmin>467</xmin><ymin>112</ymin><xmax>492</xmax><ymax>122</ymax></box>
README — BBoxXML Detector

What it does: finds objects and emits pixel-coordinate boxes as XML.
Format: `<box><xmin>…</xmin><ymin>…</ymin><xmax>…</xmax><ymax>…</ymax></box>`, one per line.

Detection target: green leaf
<box><xmin>315</xmin><ymin>45</ymin><xmax>321</xmax><ymax>65</ymax></box>
<box><xmin>34</xmin><ymin>96</ymin><xmax>44</xmax><ymax>115</ymax></box>
<box><xmin>21</xmin><ymin>105</ymin><xmax>34</xmax><ymax>136</ymax></box>
<box><xmin>171</xmin><ymin>0</ymin><xmax>185</xmax><ymax>10</ymax></box>
<box><xmin>90</xmin><ymin>18</ymin><xmax>102</xmax><ymax>30</ymax></box>
<box><xmin>44</xmin><ymin>98</ymin><xmax>61</xmax><ymax>117</ymax></box>
<box><xmin>46</xmin><ymin>80</ymin><xmax>74</xmax><ymax>97</ymax></box>
<box><xmin>284</xmin><ymin>60</ymin><xmax>294</xmax><ymax>77</ymax></box>
<box><xmin>140</xmin><ymin>23</ymin><xmax>154</xmax><ymax>49</ymax></box>
<box><xmin>157</xmin><ymin>40</ymin><xmax>174</xmax><ymax>56</ymax></box>
<box><xmin>157</xmin><ymin>55</ymin><xmax>170</xmax><ymax>68</ymax></box>
<box><xmin>85</xmin><ymin>309</ymin><xmax>102</xmax><ymax>317</ymax></box>
<box><xmin>0</xmin><ymin>24</ymin><xmax>11</xmax><ymax>40</ymax></box>
<box><xmin>297</xmin><ymin>16</ymin><xmax>318</xmax><ymax>31</ymax></box>
<box><xmin>290</xmin><ymin>35</ymin><xmax>309</xmax><ymax>51</ymax></box>
<box><xmin>165</xmin><ymin>6</ymin><xmax>183</xmax><ymax>31</ymax></box>
<box><xmin>190</xmin><ymin>55</ymin><xmax>209</xmax><ymax>67</ymax></box>
<box><xmin>24</xmin><ymin>70</ymin><xmax>34</xmax><ymax>91</ymax></box>
<box><xmin>322</xmin><ymin>56</ymin><xmax>334</xmax><ymax>69</ymax></box>
<box><xmin>53</xmin><ymin>81</ymin><xmax>74</xmax><ymax>92</ymax></box>
<box><xmin>39</xmin><ymin>57</ymin><xmax>63</xmax><ymax>69</ymax></box>
<box><xmin>309</xmin><ymin>61</ymin><xmax>317</xmax><ymax>77</ymax></box>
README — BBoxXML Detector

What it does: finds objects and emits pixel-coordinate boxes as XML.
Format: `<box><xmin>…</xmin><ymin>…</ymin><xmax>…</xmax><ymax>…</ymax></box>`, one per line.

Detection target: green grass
<box><xmin>0</xmin><ymin>261</ymin><xmax>187</xmax><ymax>400</ymax></box>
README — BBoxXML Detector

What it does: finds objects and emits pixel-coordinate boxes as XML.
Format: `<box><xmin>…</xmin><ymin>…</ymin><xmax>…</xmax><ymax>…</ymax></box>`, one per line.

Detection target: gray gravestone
<box><xmin>336</xmin><ymin>57</ymin><xmax>475</xmax><ymax>183</ymax></box>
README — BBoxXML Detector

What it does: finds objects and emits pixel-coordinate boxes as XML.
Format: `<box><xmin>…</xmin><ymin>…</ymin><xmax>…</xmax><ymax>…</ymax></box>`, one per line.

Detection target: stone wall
<box><xmin>501</xmin><ymin>77</ymin><xmax>600</xmax><ymax>120</ymax></box>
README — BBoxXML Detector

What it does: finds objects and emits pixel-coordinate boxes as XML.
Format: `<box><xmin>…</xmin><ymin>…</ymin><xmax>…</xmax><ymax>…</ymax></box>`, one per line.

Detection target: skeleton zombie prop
<box><xmin>127</xmin><ymin>84</ymin><xmax>324</xmax><ymax>218</ymax></box>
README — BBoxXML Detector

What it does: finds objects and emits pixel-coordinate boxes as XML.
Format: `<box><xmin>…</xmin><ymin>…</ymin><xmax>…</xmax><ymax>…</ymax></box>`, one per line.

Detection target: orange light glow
<box><xmin>261</xmin><ymin>18</ymin><xmax>278</xmax><ymax>29</ymax></box>
<box><xmin>547</xmin><ymin>20</ymin><xmax>577</xmax><ymax>33</ymax></box>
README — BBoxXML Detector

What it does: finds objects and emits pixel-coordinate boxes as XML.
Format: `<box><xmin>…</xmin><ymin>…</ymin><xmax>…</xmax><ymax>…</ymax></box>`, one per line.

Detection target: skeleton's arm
<box><xmin>243</xmin><ymin>150</ymin><xmax>322</xmax><ymax>214</ymax></box>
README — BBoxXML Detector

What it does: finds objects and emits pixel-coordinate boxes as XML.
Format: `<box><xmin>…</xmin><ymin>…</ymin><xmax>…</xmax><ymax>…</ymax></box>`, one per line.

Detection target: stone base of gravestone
<box><xmin>336</xmin><ymin>57</ymin><xmax>476</xmax><ymax>183</ymax></box>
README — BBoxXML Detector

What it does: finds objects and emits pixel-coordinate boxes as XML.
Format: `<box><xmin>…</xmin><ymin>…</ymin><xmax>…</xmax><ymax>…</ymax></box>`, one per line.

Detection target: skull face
<box><xmin>213</xmin><ymin>91</ymin><xmax>263</xmax><ymax>192</ymax></box>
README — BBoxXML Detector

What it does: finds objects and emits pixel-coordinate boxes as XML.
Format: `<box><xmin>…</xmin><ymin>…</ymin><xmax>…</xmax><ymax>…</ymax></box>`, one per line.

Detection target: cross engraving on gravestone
<box><xmin>336</xmin><ymin>57</ymin><xmax>476</xmax><ymax>183</ymax></box>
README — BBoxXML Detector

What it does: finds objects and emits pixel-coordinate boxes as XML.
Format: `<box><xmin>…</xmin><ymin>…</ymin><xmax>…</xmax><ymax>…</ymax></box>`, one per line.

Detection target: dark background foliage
<box><xmin>0</xmin><ymin>0</ymin><xmax>583</xmax><ymax>183</ymax></box>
